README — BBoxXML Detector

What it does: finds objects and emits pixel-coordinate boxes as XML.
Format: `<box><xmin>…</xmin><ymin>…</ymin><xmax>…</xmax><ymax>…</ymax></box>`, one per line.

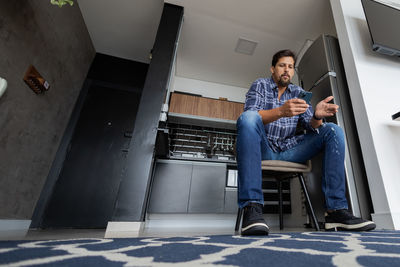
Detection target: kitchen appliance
<box><xmin>297</xmin><ymin>34</ymin><xmax>373</xmax><ymax>221</ymax></box>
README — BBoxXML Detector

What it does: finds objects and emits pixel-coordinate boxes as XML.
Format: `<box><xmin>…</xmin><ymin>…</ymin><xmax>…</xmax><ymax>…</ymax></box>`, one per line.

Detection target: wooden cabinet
<box><xmin>169</xmin><ymin>92</ymin><xmax>244</xmax><ymax>121</ymax></box>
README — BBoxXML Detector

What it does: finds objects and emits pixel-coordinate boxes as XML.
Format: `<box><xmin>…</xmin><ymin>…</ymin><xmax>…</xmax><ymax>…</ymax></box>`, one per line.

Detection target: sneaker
<box><xmin>325</xmin><ymin>209</ymin><xmax>376</xmax><ymax>231</ymax></box>
<box><xmin>241</xmin><ymin>203</ymin><xmax>269</xmax><ymax>236</ymax></box>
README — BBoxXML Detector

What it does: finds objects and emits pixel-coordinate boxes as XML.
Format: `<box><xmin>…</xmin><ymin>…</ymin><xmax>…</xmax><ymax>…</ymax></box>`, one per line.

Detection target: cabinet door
<box><xmin>196</xmin><ymin>97</ymin><xmax>212</xmax><ymax>118</ymax></box>
<box><xmin>148</xmin><ymin>161</ymin><xmax>192</xmax><ymax>213</ymax></box>
<box><xmin>188</xmin><ymin>163</ymin><xmax>226</xmax><ymax>213</ymax></box>
<box><xmin>170</xmin><ymin>92</ymin><xmax>244</xmax><ymax>121</ymax></box>
<box><xmin>233</xmin><ymin>102</ymin><xmax>244</xmax><ymax>121</ymax></box>
<box><xmin>224</xmin><ymin>188</ymin><xmax>238</xmax><ymax>213</ymax></box>
<box><xmin>169</xmin><ymin>93</ymin><xmax>198</xmax><ymax>115</ymax></box>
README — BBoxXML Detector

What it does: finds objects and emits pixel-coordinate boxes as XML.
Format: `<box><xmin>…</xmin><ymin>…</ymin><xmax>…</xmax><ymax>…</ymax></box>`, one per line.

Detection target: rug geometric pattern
<box><xmin>1</xmin><ymin>231</ymin><xmax>400</xmax><ymax>266</ymax></box>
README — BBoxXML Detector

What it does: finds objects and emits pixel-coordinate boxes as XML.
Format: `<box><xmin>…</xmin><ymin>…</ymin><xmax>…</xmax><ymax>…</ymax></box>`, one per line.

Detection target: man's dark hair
<box><xmin>271</xmin><ymin>49</ymin><xmax>296</xmax><ymax>67</ymax></box>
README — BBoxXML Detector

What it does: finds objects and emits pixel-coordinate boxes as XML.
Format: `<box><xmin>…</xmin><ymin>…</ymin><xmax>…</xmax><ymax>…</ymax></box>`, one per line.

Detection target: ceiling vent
<box><xmin>235</xmin><ymin>38</ymin><xmax>258</xmax><ymax>55</ymax></box>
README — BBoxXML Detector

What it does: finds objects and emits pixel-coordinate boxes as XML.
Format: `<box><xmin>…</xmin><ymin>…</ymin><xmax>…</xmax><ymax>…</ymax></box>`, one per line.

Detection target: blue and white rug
<box><xmin>1</xmin><ymin>231</ymin><xmax>400</xmax><ymax>266</ymax></box>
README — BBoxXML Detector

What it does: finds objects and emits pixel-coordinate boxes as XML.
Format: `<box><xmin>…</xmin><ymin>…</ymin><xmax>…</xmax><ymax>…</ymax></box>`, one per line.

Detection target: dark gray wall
<box><xmin>113</xmin><ymin>3</ymin><xmax>183</xmax><ymax>221</ymax></box>
<box><xmin>0</xmin><ymin>1</ymin><xmax>95</xmax><ymax>220</ymax></box>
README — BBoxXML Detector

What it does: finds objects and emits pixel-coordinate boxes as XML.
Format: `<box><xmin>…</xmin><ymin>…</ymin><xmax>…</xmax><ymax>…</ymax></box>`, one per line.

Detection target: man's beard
<box><xmin>277</xmin><ymin>75</ymin><xmax>291</xmax><ymax>87</ymax></box>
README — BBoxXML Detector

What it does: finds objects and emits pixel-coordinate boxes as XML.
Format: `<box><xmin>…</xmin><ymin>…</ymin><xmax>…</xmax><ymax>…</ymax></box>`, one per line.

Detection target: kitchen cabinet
<box><xmin>147</xmin><ymin>160</ymin><xmax>192</xmax><ymax>213</ymax></box>
<box><xmin>188</xmin><ymin>163</ymin><xmax>226</xmax><ymax>213</ymax></box>
<box><xmin>169</xmin><ymin>92</ymin><xmax>244</xmax><ymax>121</ymax></box>
<box><xmin>148</xmin><ymin>160</ymin><xmax>227</xmax><ymax>213</ymax></box>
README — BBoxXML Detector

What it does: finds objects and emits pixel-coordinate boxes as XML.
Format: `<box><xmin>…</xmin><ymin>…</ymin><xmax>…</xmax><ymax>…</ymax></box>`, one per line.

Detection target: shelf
<box><xmin>392</xmin><ymin>111</ymin><xmax>400</xmax><ymax>121</ymax></box>
<box><xmin>386</xmin><ymin>121</ymin><xmax>400</xmax><ymax>127</ymax></box>
<box><xmin>156</xmin><ymin>158</ymin><xmax>233</xmax><ymax>166</ymax></box>
<box><xmin>168</xmin><ymin>112</ymin><xmax>237</xmax><ymax>130</ymax></box>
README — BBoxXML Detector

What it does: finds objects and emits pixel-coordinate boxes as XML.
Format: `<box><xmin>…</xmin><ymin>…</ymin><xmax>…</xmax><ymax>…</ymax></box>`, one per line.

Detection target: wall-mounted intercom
<box><xmin>23</xmin><ymin>65</ymin><xmax>50</xmax><ymax>94</ymax></box>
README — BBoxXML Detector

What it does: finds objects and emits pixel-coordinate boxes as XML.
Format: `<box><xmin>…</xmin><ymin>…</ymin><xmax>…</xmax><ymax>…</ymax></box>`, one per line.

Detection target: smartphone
<box><xmin>298</xmin><ymin>91</ymin><xmax>312</xmax><ymax>104</ymax></box>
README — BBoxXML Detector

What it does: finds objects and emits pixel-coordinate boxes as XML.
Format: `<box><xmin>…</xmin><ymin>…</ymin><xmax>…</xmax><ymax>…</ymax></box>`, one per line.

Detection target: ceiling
<box><xmin>78</xmin><ymin>0</ymin><xmax>337</xmax><ymax>88</ymax></box>
<box><xmin>77</xmin><ymin>0</ymin><xmax>164</xmax><ymax>63</ymax></box>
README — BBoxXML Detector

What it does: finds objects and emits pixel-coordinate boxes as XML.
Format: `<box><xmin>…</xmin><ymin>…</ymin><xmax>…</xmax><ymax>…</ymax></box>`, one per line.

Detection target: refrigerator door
<box><xmin>309</xmin><ymin>76</ymin><xmax>360</xmax><ymax>219</ymax></box>
<box><xmin>298</xmin><ymin>34</ymin><xmax>373</xmax><ymax>222</ymax></box>
<box><xmin>297</xmin><ymin>35</ymin><xmax>335</xmax><ymax>91</ymax></box>
<box><xmin>325</xmin><ymin>36</ymin><xmax>372</xmax><ymax>220</ymax></box>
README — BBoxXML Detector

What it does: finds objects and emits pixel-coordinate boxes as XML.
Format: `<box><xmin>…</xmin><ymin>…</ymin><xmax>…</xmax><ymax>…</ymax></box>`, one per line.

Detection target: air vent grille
<box><xmin>235</xmin><ymin>38</ymin><xmax>258</xmax><ymax>55</ymax></box>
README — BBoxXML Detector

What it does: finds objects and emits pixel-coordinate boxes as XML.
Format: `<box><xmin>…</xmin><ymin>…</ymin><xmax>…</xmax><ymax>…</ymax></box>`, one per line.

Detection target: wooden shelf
<box><xmin>169</xmin><ymin>92</ymin><xmax>244</xmax><ymax>122</ymax></box>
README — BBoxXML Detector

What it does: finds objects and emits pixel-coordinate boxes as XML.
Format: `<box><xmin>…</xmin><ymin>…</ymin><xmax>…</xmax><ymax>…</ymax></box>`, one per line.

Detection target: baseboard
<box><xmin>104</xmin><ymin>221</ymin><xmax>144</xmax><ymax>238</ymax></box>
<box><xmin>0</xmin><ymin>219</ymin><xmax>31</xmax><ymax>240</ymax></box>
<box><xmin>371</xmin><ymin>212</ymin><xmax>397</xmax><ymax>229</ymax></box>
<box><xmin>146</xmin><ymin>213</ymin><xmax>237</xmax><ymax>229</ymax></box>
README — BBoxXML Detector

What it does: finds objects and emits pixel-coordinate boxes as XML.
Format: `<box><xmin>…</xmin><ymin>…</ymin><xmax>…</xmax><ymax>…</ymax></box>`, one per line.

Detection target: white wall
<box><xmin>172</xmin><ymin>76</ymin><xmax>248</xmax><ymax>103</ymax></box>
<box><xmin>330</xmin><ymin>0</ymin><xmax>400</xmax><ymax>229</ymax></box>
<box><xmin>172</xmin><ymin>74</ymin><xmax>301</xmax><ymax>104</ymax></box>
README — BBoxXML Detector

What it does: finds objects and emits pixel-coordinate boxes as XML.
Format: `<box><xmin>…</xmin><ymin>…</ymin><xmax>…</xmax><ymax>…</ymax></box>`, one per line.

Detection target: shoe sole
<box><xmin>241</xmin><ymin>223</ymin><xmax>269</xmax><ymax>236</ymax></box>
<box><xmin>325</xmin><ymin>221</ymin><xmax>376</xmax><ymax>231</ymax></box>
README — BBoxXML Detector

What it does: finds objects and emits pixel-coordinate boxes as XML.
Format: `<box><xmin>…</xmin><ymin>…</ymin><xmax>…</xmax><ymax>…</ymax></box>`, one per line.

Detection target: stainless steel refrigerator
<box><xmin>297</xmin><ymin>34</ymin><xmax>373</xmax><ymax>221</ymax></box>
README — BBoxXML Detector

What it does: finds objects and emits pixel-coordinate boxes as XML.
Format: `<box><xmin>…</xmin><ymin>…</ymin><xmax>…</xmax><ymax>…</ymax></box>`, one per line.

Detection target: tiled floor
<box><xmin>20</xmin><ymin>226</ymin><xmax>313</xmax><ymax>240</ymax></box>
<box><xmin>24</xmin><ymin>229</ymin><xmax>106</xmax><ymax>240</ymax></box>
<box><xmin>3</xmin><ymin>213</ymin><xmax>314</xmax><ymax>241</ymax></box>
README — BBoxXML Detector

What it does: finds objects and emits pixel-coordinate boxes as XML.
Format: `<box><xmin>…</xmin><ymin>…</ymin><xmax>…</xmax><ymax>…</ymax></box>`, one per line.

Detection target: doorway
<box><xmin>40</xmin><ymin>85</ymin><xmax>141</xmax><ymax>228</ymax></box>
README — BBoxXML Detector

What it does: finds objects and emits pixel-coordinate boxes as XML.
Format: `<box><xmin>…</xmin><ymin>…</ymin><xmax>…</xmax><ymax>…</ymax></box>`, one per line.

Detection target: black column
<box><xmin>112</xmin><ymin>3</ymin><xmax>183</xmax><ymax>221</ymax></box>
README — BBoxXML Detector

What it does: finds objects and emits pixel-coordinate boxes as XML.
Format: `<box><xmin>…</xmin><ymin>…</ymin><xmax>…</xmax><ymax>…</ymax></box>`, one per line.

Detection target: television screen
<box><xmin>361</xmin><ymin>0</ymin><xmax>400</xmax><ymax>57</ymax></box>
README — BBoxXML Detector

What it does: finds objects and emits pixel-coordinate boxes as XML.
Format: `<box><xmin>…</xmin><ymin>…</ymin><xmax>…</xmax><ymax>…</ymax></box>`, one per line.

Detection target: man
<box><xmin>236</xmin><ymin>49</ymin><xmax>376</xmax><ymax>236</ymax></box>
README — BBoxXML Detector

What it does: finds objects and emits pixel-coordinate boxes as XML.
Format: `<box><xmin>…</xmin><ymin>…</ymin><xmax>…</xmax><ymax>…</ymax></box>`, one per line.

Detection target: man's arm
<box><xmin>257</xmin><ymin>108</ymin><xmax>284</xmax><ymax>124</ymax></box>
<box><xmin>258</xmin><ymin>98</ymin><xmax>309</xmax><ymax>124</ymax></box>
<box><xmin>310</xmin><ymin>116</ymin><xmax>323</xmax><ymax>129</ymax></box>
<box><xmin>311</xmin><ymin>96</ymin><xmax>339</xmax><ymax>128</ymax></box>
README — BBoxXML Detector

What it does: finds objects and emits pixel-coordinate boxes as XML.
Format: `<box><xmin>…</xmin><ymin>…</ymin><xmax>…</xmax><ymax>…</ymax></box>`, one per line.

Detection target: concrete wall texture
<box><xmin>0</xmin><ymin>1</ymin><xmax>95</xmax><ymax>220</ymax></box>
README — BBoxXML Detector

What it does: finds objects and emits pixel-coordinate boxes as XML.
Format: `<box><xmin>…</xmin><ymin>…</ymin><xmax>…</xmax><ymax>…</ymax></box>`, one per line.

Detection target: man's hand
<box><xmin>314</xmin><ymin>96</ymin><xmax>339</xmax><ymax>119</ymax></box>
<box><xmin>279</xmin><ymin>98</ymin><xmax>309</xmax><ymax>117</ymax></box>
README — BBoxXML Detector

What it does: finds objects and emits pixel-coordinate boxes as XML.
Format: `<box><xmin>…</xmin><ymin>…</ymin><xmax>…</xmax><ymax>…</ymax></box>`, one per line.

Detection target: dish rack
<box><xmin>167</xmin><ymin>123</ymin><xmax>237</xmax><ymax>161</ymax></box>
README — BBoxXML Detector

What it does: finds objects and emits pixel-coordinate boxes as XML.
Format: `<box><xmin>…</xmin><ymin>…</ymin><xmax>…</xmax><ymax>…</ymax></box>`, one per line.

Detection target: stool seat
<box><xmin>235</xmin><ymin>159</ymin><xmax>319</xmax><ymax>233</ymax></box>
<box><xmin>261</xmin><ymin>160</ymin><xmax>311</xmax><ymax>172</ymax></box>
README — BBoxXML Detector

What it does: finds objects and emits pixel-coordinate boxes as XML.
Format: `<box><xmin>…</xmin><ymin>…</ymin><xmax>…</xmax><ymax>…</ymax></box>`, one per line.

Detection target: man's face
<box><xmin>270</xmin><ymin>56</ymin><xmax>295</xmax><ymax>88</ymax></box>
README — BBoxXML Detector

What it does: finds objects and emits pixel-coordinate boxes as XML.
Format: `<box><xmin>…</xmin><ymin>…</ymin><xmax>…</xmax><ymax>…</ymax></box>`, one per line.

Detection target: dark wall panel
<box><xmin>113</xmin><ymin>3</ymin><xmax>184</xmax><ymax>221</ymax></box>
<box><xmin>31</xmin><ymin>53</ymin><xmax>148</xmax><ymax>228</ymax></box>
<box><xmin>88</xmin><ymin>53</ymin><xmax>148</xmax><ymax>89</ymax></box>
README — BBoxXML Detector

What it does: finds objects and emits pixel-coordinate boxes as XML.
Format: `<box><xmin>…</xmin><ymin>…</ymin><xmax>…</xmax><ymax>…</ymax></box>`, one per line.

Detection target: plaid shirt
<box><xmin>244</xmin><ymin>77</ymin><xmax>315</xmax><ymax>152</ymax></box>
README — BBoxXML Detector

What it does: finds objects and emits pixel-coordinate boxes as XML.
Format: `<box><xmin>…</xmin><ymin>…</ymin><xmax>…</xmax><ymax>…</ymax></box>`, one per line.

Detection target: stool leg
<box><xmin>298</xmin><ymin>173</ymin><xmax>320</xmax><ymax>231</ymax></box>
<box><xmin>235</xmin><ymin>207</ymin><xmax>243</xmax><ymax>232</ymax></box>
<box><xmin>277</xmin><ymin>180</ymin><xmax>283</xmax><ymax>230</ymax></box>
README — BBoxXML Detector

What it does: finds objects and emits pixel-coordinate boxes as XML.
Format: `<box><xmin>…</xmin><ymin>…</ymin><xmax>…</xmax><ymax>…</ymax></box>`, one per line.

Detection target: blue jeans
<box><xmin>236</xmin><ymin>110</ymin><xmax>348</xmax><ymax>211</ymax></box>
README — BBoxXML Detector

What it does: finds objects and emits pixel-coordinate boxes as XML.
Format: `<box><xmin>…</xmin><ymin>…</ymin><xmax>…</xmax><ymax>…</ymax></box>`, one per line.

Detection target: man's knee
<box><xmin>322</xmin><ymin>123</ymin><xmax>344</xmax><ymax>139</ymax></box>
<box><xmin>323</xmin><ymin>122</ymin><xmax>343</xmax><ymax>132</ymax></box>
<box><xmin>237</xmin><ymin>110</ymin><xmax>262</xmax><ymax>130</ymax></box>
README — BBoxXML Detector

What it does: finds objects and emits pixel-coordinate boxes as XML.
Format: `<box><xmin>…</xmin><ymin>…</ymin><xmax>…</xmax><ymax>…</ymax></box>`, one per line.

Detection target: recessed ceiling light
<box><xmin>235</xmin><ymin>38</ymin><xmax>258</xmax><ymax>55</ymax></box>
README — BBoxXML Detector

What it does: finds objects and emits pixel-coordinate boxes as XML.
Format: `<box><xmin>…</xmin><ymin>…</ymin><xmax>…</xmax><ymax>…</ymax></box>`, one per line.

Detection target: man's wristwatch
<box><xmin>313</xmin><ymin>111</ymin><xmax>322</xmax><ymax>121</ymax></box>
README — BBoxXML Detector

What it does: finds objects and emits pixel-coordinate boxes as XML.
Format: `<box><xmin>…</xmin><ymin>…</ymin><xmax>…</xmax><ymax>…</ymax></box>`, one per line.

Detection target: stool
<box><xmin>235</xmin><ymin>160</ymin><xmax>320</xmax><ymax>232</ymax></box>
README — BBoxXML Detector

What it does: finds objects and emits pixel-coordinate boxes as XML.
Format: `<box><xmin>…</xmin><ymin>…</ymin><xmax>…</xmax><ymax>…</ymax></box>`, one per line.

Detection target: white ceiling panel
<box><xmin>78</xmin><ymin>0</ymin><xmax>163</xmax><ymax>63</ymax></box>
<box><xmin>78</xmin><ymin>0</ymin><xmax>336</xmax><ymax>88</ymax></box>
<box><xmin>167</xmin><ymin>0</ymin><xmax>337</xmax><ymax>88</ymax></box>
<box><xmin>174</xmin><ymin>9</ymin><xmax>305</xmax><ymax>88</ymax></box>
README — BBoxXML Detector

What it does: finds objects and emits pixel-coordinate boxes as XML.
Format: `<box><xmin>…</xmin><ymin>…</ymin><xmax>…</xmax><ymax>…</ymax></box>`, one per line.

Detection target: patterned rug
<box><xmin>1</xmin><ymin>231</ymin><xmax>400</xmax><ymax>266</ymax></box>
